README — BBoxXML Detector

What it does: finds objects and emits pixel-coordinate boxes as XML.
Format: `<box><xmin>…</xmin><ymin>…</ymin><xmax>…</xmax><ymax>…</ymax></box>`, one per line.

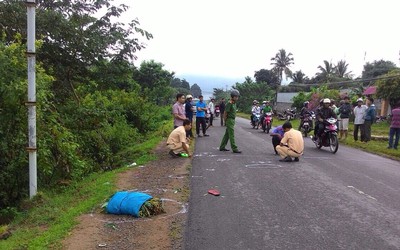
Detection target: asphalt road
<box><xmin>184</xmin><ymin>117</ymin><xmax>400</xmax><ymax>250</ymax></box>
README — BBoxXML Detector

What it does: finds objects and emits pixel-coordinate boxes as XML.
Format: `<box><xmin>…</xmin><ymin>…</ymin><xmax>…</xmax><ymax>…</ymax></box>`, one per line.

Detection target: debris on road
<box><xmin>208</xmin><ymin>189</ymin><xmax>220</xmax><ymax>196</ymax></box>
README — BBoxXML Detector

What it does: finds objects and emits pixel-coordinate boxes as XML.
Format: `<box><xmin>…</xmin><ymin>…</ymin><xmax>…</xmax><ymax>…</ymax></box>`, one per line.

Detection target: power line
<box><xmin>287</xmin><ymin>74</ymin><xmax>400</xmax><ymax>88</ymax></box>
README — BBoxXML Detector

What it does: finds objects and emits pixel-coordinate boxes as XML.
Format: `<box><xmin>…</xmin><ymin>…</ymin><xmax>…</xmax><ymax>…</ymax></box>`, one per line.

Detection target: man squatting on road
<box><xmin>276</xmin><ymin>121</ymin><xmax>304</xmax><ymax>162</ymax></box>
<box><xmin>167</xmin><ymin>119</ymin><xmax>193</xmax><ymax>158</ymax></box>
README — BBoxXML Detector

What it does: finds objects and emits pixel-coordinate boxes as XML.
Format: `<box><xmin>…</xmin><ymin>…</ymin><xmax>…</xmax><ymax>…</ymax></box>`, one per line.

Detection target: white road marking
<box><xmin>347</xmin><ymin>186</ymin><xmax>377</xmax><ymax>201</ymax></box>
<box><xmin>217</xmin><ymin>158</ymin><xmax>231</xmax><ymax>162</ymax></box>
<box><xmin>205</xmin><ymin>168</ymin><xmax>215</xmax><ymax>171</ymax></box>
<box><xmin>245</xmin><ymin>163</ymin><xmax>283</xmax><ymax>169</ymax></box>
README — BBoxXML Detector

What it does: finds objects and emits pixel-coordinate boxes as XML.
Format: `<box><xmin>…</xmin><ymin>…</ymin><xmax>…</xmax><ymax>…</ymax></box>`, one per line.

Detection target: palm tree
<box><xmin>334</xmin><ymin>60</ymin><xmax>352</xmax><ymax>78</ymax></box>
<box><xmin>291</xmin><ymin>70</ymin><xmax>308</xmax><ymax>84</ymax></box>
<box><xmin>270</xmin><ymin>49</ymin><xmax>294</xmax><ymax>84</ymax></box>
<box><xmin>317</xmin><ymin>60</ymin><xmax>334</xmax><ymax>82</ymax></box>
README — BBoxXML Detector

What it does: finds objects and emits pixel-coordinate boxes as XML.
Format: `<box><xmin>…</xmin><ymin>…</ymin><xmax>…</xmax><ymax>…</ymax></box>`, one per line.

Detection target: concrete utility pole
<box><xmin>26</xmin><ymin>0</ymin><xmax>37</xmax><ymax>198</ymax></box>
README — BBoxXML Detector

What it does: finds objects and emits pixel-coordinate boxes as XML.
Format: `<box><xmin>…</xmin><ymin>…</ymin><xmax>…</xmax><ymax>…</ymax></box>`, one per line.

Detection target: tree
<box><xmin>212</xmin><ymin>88</ymin><xmax>228</xmax><ymax>101</ymax></box>
<box><xmin>334</xmin><ymin>60</ymin><xmax>352</xmax><ymax>79</ymax></box>
<box><xmin>362</xmin><ymin>60</ymin><xmax>398</xmax><ymax>80</ymax></box>
<box><xmin>233</xmin><ymin>81</ymin><xmax>274</xmax><ymax>112</ymax></box>
<box><xmin>316</xmin><ymin>60</ymin><xmax>334</xmax><ymax>82</ymax></box>
<box><xmin>376</xmin><ymin>70</ymin><xmax>400</xmax><ymax>107</ymax></box>
<box><xmin>0</xmin><ymin>0</ymin><xmax>153</xmax><ymax>102</ymax></box>
<box><xmin>290</xmin><ymin>70</ymin><xmax>309</xmax><ymax>84</ymax></box>
<box><xmin>254</xmin><ymin>68</ymin><xmax>280</xmax><ymax>87</ymax></box>
<box><xmin>133</xmin><ymin>60</ymin><xmax>175</xmax><ymax>105</ymax></box>
<box><xmin>270</xmin><ymin>49</ymin><xmax>294</xmax><ymax>84</ymax></box>
<box><xmin>190</xmin><ymin>84</ymin><xmax>202</xmax><ymax>98</ymax></box>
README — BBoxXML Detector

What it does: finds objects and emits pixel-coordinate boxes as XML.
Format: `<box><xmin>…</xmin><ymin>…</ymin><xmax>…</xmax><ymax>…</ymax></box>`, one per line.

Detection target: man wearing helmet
<box><xmin>298</xmin><ymin>101</ymin><xmax>312</xmax><ymax>130</ymax></box>
<box><xmin>250</xmin><ymin>100</ymin><xmax>259</xmax><ymax>124</ymax></box>
<box><xmin>219</xmin><ymin>90</ymin><xmax>242</xmax><ymax>153</ymax></box>
<box><xmin>314</xmin><ymin>98</ymin><xmax>337</xmax><ymax>140</ymax></box>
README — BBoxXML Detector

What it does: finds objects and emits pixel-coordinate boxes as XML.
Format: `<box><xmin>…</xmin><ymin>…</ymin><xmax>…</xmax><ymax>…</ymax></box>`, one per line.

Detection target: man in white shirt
<box><xmin>353</xmin><ymin>98</ymin><xmax>368</xmax><ymax>142</ymax></box>
<box><xmin>208</xmin><ymin>98</ymin><xmax>215</xmax><ymax>127</ymax></box>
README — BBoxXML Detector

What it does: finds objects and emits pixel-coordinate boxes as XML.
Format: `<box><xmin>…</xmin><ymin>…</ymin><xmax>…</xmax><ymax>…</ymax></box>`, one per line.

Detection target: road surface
<box><xmin>184</xmin><ymin>117</ymin><xmax>400</xmax><ymax>250</ymax></box>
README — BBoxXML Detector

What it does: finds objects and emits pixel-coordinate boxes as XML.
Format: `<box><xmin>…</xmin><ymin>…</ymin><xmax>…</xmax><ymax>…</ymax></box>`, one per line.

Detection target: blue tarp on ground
<box><xmin>106</xmin><ymin>191</ymin><xmax>152</xmax><ymax>217</ymax></box>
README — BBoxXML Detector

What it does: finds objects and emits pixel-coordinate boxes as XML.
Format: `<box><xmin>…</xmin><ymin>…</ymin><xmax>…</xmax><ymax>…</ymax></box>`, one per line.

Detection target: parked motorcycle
<box><xmin>312</xmin><ymin>117</ymin><xmax>339</xmax><ymax>154</ymax></box>
<box><xmin>284</xmin><ymin>107</ymin><xmax>297</xmax><ymax>121</ymax></box>
<box><xmin>300</xmin><ymin>112</ymin><xmax>314</xmax><ymax>137</ymax></box>
<box><xmin>262</xmin><ymin>112</ymin><xmax>273</xmax><ymax>133</ymax></box>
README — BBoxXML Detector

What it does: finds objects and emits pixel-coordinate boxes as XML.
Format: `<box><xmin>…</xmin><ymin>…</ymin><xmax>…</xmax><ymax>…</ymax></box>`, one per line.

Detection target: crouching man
<box><xmin>270</xmin><ymin>125</ymin><xmax>284</xmax><ymax>155</ymax></box>
<box><xmin>275</xmin><ymin>121</ymin><xmax>304</xmax><ymax>162</ymax></box>
<box><xmin>167</xmin><ymin>119</ymin><xmax>192</xmax><ymax>158</ymax></box>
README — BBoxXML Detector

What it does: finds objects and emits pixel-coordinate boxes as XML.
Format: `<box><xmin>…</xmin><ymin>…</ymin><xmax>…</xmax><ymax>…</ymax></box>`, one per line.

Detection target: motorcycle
<box><xmin>312</xmin><ymin>117</ymin><xmax>339</xmax><ymax>154</ymax></box>
<box><xmin>284</xmin><ymin>107</ymin><xmax>297</xmax><ymax>121</ymax></box>
<box><xmin>262</xmin><ymin>112</ymin><xmax>273</xmax><ymax>133</ymax></box>
<box><xmin>215</xmin><ymin>106</ymin><xmax>220</xmax><ymax>117</ymax></box>
<box><xmin>300</xmin><ymin>112</ymin><xmax>314</xmax><ymax>137</ymax></box>
<box><xmin>251</xmin><ymin>113</ymin><xmax>261</xmax><ymax>129</ymax></box>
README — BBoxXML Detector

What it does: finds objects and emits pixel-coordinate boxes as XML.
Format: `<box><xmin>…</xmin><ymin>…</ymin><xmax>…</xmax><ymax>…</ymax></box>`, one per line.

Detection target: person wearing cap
<box><xmin>353</xmin><ymin>98</ymin><xmax>368</xmax><ymax>142</ymax></box>
<box><xmin>208</xmin><ymin>98</ymin><xmax>215</xmax><ymax>127</ymax></box>
<box><xmin>276</xmin><ymin>121</ymin><xmax>304</xmax><ymax>162</ymax></box>
<box><xmin>364</xmin><ymin>97</ymin><xmax>376</xmax><ymax>142</ymax></box>
<box><xmin>219</xmin><ymin>90</ymin><xmax>241</xmax><ymax>153</ymax></box>
<box><xmin>314</xmin><ymin>98</ymin><xmax>337</xmax><ymax>140</ymax></box>
<box><xmin>172</xmin><ymin>93</ymin><xmax>186</xmax><ymax>129</ymax></box>
<box><xmin>185</xmin><ymin>94</ymin><xmax>194</xmax><ymax>137</ymax></box>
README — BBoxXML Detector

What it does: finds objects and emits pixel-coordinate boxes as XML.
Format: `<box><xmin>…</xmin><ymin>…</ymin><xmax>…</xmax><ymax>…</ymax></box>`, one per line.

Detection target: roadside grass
<box><xmin>0</xmin><ymin>120</ymin><xmax>172</xmax><ymax>249</ymax></box>
<box><xmin>237</xmin><ymin>112</ymin><xmax>399</xmax><ymax>160</ymax></box>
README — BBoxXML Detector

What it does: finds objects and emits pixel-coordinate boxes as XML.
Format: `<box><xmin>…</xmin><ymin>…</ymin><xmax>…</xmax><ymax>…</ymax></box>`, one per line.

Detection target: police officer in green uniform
<box><xmin>219</xmin><ymin>90</ymin><xmax>242</xmax><ymax>153</ymax></box>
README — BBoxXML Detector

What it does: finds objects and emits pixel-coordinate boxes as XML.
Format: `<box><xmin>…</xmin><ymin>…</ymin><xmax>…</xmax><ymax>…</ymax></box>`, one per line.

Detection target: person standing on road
<box><xmin>196</xmin><ymin>95</ymin><xmax>209</xmax><ymax>137</ymax></box>
<box><xmin>276</xmin><ymin>122</ymin><xmax>304</xmax><ymax>162</ymax></box>
<box><xmin>353</xmin><ymin>98</ymin><xmax>368</xmax><ymax>142</ymax></box>
<box><xmin>388</xmin><ymin>102</ymin><xmax>400</xmax><ymax>149</ymax></box>
<box><xmin>219</xmin><ymin>90</ymin><xmax>241</xmax><ymax>153</ymax></box>
<box><xmin>364</xmin><ymin>97</ymin><xmax>376</xmax><ymax>143</ymax></box>
<box><xmin>172</xmin><ymin>93</ymin><xmax>186</xmax><ymax>129</ymax></box>
<box><xmin>219</xmin><ymin>98</ymin><xmax>226</xmax><ymax>126</ymax></box>
<box><xmin>167</xmin><ymin>119</ymin><xmax>192</xmax><ymax>158</ymax></box>
<box><xmin>338</xmin><ymin>96</ymin><xmax>352</xmax><ymax>140</ymax></box>
<box><xmin>185</xmin><ymin>94</ymin><xmax>194</xmax><ymax>138</ymax></box>
<box><xmin>208</xmin><ymin>98</ymin><xmax>215</xmax><ymax>127</ymax></box>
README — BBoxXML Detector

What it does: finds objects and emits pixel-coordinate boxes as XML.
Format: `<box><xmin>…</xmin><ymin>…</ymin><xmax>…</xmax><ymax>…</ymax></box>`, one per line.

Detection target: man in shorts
<box><xmin>338</xmin><ymin>96</ymin><xmax>352</xmax><ymax>140</ymax></box>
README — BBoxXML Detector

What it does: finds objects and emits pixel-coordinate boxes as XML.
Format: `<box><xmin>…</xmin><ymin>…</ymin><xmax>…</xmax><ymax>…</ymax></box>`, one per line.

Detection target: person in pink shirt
<box><xmin>388</xmin><ymin>102</ymin><xmax>400</xmax><ymax>149</ymax></box>
<box><xmin>172</xmin><ymin>93</ymin><xmax>186</xmax><ymax>129</ymax></box>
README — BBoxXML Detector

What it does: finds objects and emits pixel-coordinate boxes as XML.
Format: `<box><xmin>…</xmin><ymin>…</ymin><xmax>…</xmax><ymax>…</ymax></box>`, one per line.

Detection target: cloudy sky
<box><xmin>116</xmin><ymin>0</ymin><xmax>399</xmax><ymax>88</ymax></box>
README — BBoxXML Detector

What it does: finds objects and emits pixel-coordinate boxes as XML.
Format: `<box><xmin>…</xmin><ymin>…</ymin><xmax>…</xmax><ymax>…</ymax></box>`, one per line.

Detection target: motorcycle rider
<box><xmin>298</xmin><ymin>101</ymin><xmax>312</xmax><ymax>130</ymax></box>
<box><xmin>313</xmin><ymin>98</ymin><xmax>337</xmax><ymax>141</ymax></box>
<box><xmin>251</xmin><ymin>100</ymin><xmax>261</xmax><ymax>127</ymax></box>
<box><xmin>250</xmin><ymin>100</ymin><xmax>258</xmax><ymax>123</ymax></box>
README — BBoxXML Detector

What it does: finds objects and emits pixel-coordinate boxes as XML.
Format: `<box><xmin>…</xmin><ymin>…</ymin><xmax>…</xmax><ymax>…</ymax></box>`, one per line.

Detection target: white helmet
<box><xmin>186</xmin><ymin>94</ymin><xmax>193</xmax><ymax>99</ymax></box>
<box><xmin>262</xmin><ymin>101</ymin><xmax>267</xmax><ymax>104</ymax></box>
<box><xmin>323</xmin><ymin>98</ymin><xmax>331</xmax><ymax>104</ymax></box>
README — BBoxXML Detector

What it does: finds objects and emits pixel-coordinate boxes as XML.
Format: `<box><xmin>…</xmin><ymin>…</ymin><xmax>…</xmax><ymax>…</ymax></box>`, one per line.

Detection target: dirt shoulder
<box><xmin>62</xmin><ymin>142</ymin><xmax>191</xmax><ymax>249</ymax></box>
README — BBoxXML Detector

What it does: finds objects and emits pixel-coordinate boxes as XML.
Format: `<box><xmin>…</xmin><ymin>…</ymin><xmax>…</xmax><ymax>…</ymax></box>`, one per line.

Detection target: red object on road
<box><xmin>208</xmin><ymin>189</ymin><xmax>220</xmax><ymax>196</ymax></box>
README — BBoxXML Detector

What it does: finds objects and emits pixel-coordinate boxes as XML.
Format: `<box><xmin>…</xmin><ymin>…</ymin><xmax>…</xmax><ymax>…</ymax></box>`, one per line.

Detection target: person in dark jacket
<box><xmin>313</xmin><ymin>98</ymin><xmax>337</xmax><ymax>140</ymax></box>
<box><xmin>338</xmin><ymin>96</ymin><xmax>352</xmax><ymax>140</ymax></box>
<box><xmin>364</xmin><ymin>97</ymin><xmax>376</xmax><ymax>142</ymax></box>
<box><xmin>185</xmin><ymin>94</ymin><xmax>194</xmax><ymax>137</ymax></box>
<box><xmin>219</xmin><ymin>98</ymin><xmax>226</xmax><ymax>126</ymax></box>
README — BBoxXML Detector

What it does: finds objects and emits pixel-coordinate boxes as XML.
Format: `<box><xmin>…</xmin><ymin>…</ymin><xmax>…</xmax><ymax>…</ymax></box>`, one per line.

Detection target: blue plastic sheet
<box><xmin>106</xmin><ymin>191</ymin><xmax>152</xmax><ymax>217</ymax></box>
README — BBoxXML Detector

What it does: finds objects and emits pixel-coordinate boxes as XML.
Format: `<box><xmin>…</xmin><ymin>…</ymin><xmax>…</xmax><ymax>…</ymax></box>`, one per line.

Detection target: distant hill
<box><xmin>177</xmin><ymin>74</ymin><xmax>244</xmax><ymax>98</ymax></box>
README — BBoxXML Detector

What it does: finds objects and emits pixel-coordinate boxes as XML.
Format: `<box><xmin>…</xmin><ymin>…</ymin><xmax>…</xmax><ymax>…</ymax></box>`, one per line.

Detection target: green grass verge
<box><xmin>0</xmin><ymin>122</ymin><xmax>171</xmax><ymax>249</ymax></box>
<box><xmin>237</xmin><ymin>112</ymin><xmax>399</xmax><ymax>160</ymax></box>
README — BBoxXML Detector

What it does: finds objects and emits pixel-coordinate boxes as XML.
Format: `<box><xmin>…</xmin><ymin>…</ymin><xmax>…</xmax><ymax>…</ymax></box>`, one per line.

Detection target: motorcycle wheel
<box><xmin>266</xmin><ymin>123</ymin><xmax>271</xmax><ymax>134</ymax></box>
<box><xmin>329</xmin><ymin>134</ymin><xmax>339</xmax><ymax>154</ymax></box>
<box><xmin>262</xmin><ymin>122</ymin><xmax>266</xmax><ymax>132</ymax></box>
